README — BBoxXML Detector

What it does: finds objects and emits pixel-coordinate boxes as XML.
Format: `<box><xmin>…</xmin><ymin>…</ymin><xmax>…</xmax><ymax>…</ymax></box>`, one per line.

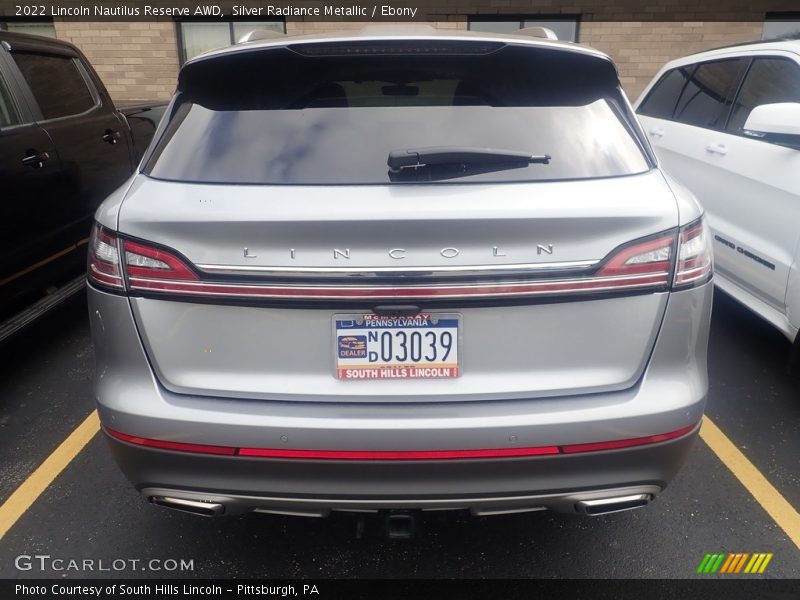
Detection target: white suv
<box><xmin>635</xmin><ymin>39</ymin><xmax>800</xmax><ymax>348</ymax></box>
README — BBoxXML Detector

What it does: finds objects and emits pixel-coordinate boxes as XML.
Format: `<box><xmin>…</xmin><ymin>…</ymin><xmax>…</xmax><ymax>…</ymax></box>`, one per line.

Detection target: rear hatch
<box><xmin>111</xmin><ymin>36</ymin><xmax>680</xmax><ymax>402</ymax></box>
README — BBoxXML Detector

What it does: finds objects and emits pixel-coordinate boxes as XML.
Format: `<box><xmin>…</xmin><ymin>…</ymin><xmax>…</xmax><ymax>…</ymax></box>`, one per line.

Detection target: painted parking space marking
<box><xmin>0</xmin><ymin>410</ymin><xmax>99</xmax><ymax>540</ymax></box>
<box><xmin>700</xmin><ymin>415</ymin><xmax>800</xmax><ymax>550</ymax></box>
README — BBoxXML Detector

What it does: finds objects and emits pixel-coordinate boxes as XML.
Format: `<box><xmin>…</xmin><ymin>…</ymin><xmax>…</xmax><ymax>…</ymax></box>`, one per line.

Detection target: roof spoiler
<box><xmin>237</xmin><ymin>29</ymin><xmax>285</xmax><ymax>44</ymax></box>
<box><xmin>516</xmin><ymin>26</ymin><xmax>558</xmax><ymax>40</ymax></box>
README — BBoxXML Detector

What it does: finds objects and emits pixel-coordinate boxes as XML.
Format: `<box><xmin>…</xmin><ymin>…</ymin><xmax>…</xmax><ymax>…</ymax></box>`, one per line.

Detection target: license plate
<box><xmin>334</xmin><ymin>313</ymin><xmax>460</xmax><ymax>380</ymax></box>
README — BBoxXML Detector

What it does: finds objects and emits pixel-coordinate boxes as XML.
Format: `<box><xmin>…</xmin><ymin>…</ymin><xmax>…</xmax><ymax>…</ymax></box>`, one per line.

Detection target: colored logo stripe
<box><xmin>697</xmin><ymin>553</ymin><xmax>773</xmax><ymax>574</ymax></box>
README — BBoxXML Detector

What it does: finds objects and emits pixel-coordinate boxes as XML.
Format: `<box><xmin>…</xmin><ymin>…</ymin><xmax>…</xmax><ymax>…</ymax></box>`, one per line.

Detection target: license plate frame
<box><xmin>333</xmin><ymin>312</ymin><xmax>461</xmax><ymax>380</ymax></box>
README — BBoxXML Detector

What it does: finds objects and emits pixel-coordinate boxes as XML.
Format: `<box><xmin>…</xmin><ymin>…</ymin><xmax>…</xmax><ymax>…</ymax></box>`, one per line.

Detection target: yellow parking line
<box><xmin>0</xmin><ymin>237</ymin><xmax>89</xmax><ymax>288</ymax></box>
<box><xmin>0</xmin><ymin>410</ymin><xmax>99</xmax><ymax>540</ymax></box>
<box><xmin>700</xmin><ymin>415</ymin><xmax>800</xmax><ymax>550</ymax></box>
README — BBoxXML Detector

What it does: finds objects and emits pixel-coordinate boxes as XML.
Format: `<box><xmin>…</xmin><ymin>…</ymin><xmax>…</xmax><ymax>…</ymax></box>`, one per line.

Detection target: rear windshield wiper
<box><xmin>387</xmin><ymin>146</ymin><xmax>551</xmax><ymax>182</ymax></box>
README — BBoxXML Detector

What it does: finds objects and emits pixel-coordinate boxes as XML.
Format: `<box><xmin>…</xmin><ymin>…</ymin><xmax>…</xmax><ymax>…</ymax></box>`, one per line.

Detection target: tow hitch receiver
<box><xmin>383</xmin><ymin>510</ymin><xmax>418</xmax><ymax>540</ymax></box>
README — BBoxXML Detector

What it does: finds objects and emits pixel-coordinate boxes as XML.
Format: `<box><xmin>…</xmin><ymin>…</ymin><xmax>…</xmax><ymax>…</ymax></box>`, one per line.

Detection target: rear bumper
<box><xmin>105</xmin><ymin>426</ymin><xmax>696</xmax><ymax>516</ymax></box>
<box><xmin>89</xmin><ymin>281</ymin><xmax>711</xmax><ymax>514</ymax></box>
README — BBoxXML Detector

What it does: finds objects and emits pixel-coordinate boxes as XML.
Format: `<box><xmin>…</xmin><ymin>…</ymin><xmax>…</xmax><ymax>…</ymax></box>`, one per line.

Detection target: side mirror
<box><xmin>744</xmin><ymin>102</ymin><xmax>800</xmax><ymax>136</ymax></box>
<box><xmin>743</xmin><ymin>103</ymin><xmax>800</xmax><ymax>148</ymax></box>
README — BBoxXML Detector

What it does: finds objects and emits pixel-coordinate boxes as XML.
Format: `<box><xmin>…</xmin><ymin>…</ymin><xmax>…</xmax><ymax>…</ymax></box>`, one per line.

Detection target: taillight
<box><xmin>123</xmin><ymin>240</ymin><xmax>198</xmax><ymax>284</ymax></box>
<box><xmin>88</xmin><ymin>223</ymin><xmax>198</xmax><ymax>293</ymax></box>
<box><xmin>673</xmin><ymin>217</ymin><xmax>713</xmax><ymax>288</ymax></box>
<box><xmin>595</xmin><ymin>232</ymin><xmax>675</xmax><ymax>288</ymax></box>
<box><xmin>88</xmin><ymin>224</ymin><xmax>123</xmax><ymax>290</ymax></box>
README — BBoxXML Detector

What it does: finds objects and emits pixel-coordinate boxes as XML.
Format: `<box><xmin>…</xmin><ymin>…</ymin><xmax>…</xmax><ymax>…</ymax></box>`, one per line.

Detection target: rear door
<box><xmin>711</xmin><ymin>56</ymin><xmax>800</xmax><ymax>311</ymax></box>
<box><xmin>0</xmin><ymin>49</ymin><xmax>63</xmax><ymax>305</ymax></box>
<box><xmin>638</xmin><ymin>54</ymin><xmax>800</xmax><ymax>312</ymax></box>
<box><xmin>9</xmin><ymin>46</ymin><xmax>132</xmax><ymax>247</ymax></box>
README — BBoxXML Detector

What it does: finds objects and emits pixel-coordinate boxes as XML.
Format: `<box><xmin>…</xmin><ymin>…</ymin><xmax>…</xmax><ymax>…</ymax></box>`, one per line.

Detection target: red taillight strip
<box><xmin>88</xmin><ymin>264</ymin><xmax>123</xmax><ymax>287</ymax></box>
<box><xmin>106</xmin><ymin>429</ymin><xmax>236</xmax><ymax>456</ymax></box>
<box><xmin>237</xmin><ymin>446</ymin><xmax>560</xmax><ymax>459</ymax></box>
<box><xmin>104</xmin><ymin>423</ymin><xmax>698</xmax><ymax>460</ymax></box>
<box><xmin>127</xmin><ymin>271</ymin><xmax>670</xmax><ymax>300</ymax></box>
<box><xmin>560</xmin><ymin>423</ymin><xmax>698</xmax><ymax>454</ymax></box>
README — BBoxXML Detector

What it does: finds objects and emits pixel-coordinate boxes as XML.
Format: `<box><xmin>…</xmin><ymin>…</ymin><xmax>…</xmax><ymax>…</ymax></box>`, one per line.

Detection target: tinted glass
<box><xmin>180</xmin><ymin>21</ymin><xmax>286</xmax><ymax>62</ymax></box>
<box><xmin>673</xmin><ymin>59</ymin><xmax>747</xmax><ymax>128</ymax></box>
<box><xmin>637</xmin><ymin>67</ymin><xmax>693</xmax><ymax>119</ymax></box>
<box><xmin>180</xmin><ymin>23</ymin><xmax>231</xmax><ymax>62</ymax></box>
<box><xmin>762</xmin><ymin>19</ymin><xmax>800</xmax><ymax>39</ymax></box>
<box><xmin>12</xmin><ymin>52</ymin><xmax>95</xmax><ymax>119</ymax></box>
<box><xmin>1</xmin><ymin>21</ymin><xmax>56</xmax><ymax>37</ymax></box>
<box><xmin>468</xmin><ymin>19</ymin><xmax>578</xmax><ymax>42</ymax></box>
<box><xmin>728</xmin><ymin>58</ymin><xmax>800</xmax><ymax>131</ymax></box>
<box><xmin>147</xmin><ymin>44</ymin><xmax>650</xmax><ymax>185</ymax></box>
<box><xmin>0</xmin><ymin>74</ymin><xmax>20</xmax><ymax>126</ymax></box>
<box><xmin>231</xmin><ymin>21</ymin><xmax>284</xmax><ymax>42</ymax></box>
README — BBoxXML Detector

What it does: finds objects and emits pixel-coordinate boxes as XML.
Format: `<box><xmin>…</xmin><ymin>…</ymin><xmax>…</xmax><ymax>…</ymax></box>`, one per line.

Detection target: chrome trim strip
<box><xmin>141</xmin><ymin>485</ymin><xmax>663</xmax><ymax>514</ymax></box>
<box><xmin>194</xmin><ymin>259</ymin><xmax>600</xmax><ymax>279</ymax></box>
<box><xmin>128</xmin><ymin>271</ymin><xmax>669</xmax><ymax>300</ymax></box>
<box><xmin>577</xmin><ymin>494</ymin><xmax>651</xmax><ymax>508</ymax></box>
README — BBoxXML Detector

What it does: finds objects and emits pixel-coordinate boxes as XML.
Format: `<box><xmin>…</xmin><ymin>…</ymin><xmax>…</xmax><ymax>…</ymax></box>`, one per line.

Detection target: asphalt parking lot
<box><xmin>0</xmin><ymin>289</ymin><xmax>798</xmax><ymax>579</ymax></box>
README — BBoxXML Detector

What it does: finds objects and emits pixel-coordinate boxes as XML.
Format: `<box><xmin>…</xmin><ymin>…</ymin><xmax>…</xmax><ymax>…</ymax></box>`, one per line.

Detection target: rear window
<box><xmin>145</xmin><ymin>42</ymin><xmax>651</xmax><ymax>185</ymax></box>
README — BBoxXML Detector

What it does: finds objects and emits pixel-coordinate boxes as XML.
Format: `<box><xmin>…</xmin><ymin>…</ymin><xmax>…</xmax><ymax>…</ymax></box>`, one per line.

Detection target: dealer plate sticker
<box><xmin>334</xmin><ymin>313</ymin><xmax>460</xmax><ymax>380</ymax></box>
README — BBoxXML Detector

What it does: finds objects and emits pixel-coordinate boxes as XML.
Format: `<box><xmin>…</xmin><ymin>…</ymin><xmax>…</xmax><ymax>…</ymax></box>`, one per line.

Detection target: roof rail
<box><xmin>516</xmin><ymin>26</ymin><xmax>558</xmax><ymax>41</ymax></box>
<box><xmin>237</xmin><ymin>29</ymin><xmax>285</xmax><ymax>43</ymax></box>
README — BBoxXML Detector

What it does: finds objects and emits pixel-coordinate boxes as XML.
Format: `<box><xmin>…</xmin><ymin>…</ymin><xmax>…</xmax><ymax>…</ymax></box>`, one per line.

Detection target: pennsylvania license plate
<box><xmin>334</xmin><ymin>313</ymin><xmax>460</xmax><ymax>380</ymax></box>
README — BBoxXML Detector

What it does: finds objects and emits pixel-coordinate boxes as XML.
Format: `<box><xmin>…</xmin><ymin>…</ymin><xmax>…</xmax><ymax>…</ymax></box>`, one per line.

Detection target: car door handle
<box><xmin>649</xmin><ymin>127</ymin><xmax>665</xmax><ymax>138</ymax></box>
<box><xmin>705</xmin><ymin>143</ymin><xmax>728</xmax><ymax>156</ymax></box>
<box><xmin>21</xmin><ymin>151</ymin><xmax>50</xmax><ymax>168</ymax></box>
<box><xmin>102</xmin><ymin>129</ymin><xmax>122</xmax><ymax>144</ymax></box>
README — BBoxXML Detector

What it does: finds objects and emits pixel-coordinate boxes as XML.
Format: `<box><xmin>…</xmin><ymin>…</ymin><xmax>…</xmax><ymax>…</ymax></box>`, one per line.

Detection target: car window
<box><xmin>727</xmin><ymin>57</ymin><xmax>800</xmax><ymax>132</ymax></box>
<box><xmin>147</xmin><ymin>44</ymin><xmax>651</xmax><ymax>185</ymax></box>
<box><xmin>11</xmin><ymin>52</ymin><xmax>95</xmax><ymax>120</ymax></box>
<box><xmin>673</xmin><ymin>59</ymin><xmax>747</xmax><ymax>129</ymax></box>
<box><xmin>0</xmin><ymin>73</ymin><xmax>21</xmax><ymax>127</ymax></box>
<box><xmin>637</xmin><ymin>66</ymin><xmax>694</xmax><ymax>119</ymax></box>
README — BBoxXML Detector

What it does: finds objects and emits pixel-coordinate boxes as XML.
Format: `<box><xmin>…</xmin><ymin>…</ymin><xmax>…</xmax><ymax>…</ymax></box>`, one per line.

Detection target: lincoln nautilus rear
<box><xmin>87</xmin><ymin>28</ymin><xmax>713</xmax><ymax>519</ymax></box>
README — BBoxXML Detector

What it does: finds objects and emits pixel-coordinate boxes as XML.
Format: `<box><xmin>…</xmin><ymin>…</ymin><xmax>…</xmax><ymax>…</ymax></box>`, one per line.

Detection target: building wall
<box><xmin>580</xmin><ymin>21</ymin><xmax>763</xmax><ymax>98</ymax></box>
<box><xmin>52</xmin><ymin>21</ymin><xmax>179</xmax><ymax>102</ymax></box>
<box><xmin>53</xmin><ymin>17</ymin><xmax>765</xmax><ymax>103</ymax></box>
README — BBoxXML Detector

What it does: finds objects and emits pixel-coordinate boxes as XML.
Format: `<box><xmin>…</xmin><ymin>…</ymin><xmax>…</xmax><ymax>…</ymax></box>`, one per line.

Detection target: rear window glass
<box><xmin>145</xmin><ymin>43</ymin><xmax>651</xmax><ymax>185</ymax></box>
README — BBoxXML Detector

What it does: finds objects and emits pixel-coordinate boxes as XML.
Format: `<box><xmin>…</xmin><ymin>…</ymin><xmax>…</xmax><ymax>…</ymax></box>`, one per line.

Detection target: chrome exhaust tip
<box><xmin>575</xmin><ymin>493</ymin><xmax>651</xmax><ymax>515</ymax></box>
<box><xmin>149</xmin><ymin>496</ymin><xmax>225</xmax><ymax>517</ymax></box>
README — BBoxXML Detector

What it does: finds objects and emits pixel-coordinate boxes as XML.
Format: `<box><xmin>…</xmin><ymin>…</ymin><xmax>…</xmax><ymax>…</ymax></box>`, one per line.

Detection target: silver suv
<box><xmin>87</xmin><ymin>28</ymin><xmax>713</xmax><ymax>519</ymax></box>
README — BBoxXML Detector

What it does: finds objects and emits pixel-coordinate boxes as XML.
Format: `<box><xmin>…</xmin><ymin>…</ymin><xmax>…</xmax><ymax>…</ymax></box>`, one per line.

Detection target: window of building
<box><xmin>763</xmin><ymin>13</ymin><xmax>800</xmax><ymax>39</ymax></box>
<box><xmin>0</xmin><ymin>21</ymin><xmax>56</xmax><ymax>38</ymax></box>
<box><xmin>468</xmin><ymin>17</ymin><xmax>578</xmax><ymax>42</ymax></box>
<box><xmin>12</xmin><ymin>52</ymin><xmax>95</xmax><ymax>120</ymax></box>
<box><xmin>177</xmin><ymin>21</ymin><xmax>285</xmax><ymax>63</ymax></box>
